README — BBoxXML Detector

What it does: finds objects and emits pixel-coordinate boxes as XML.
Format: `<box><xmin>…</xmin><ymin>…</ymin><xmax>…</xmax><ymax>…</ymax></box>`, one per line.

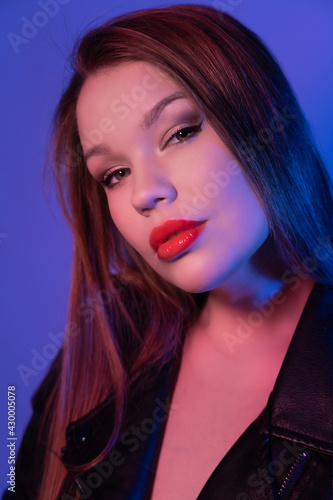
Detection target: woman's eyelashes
<box><xmin>161</xmin><ymin>119</ymin><xmax>203</xmax><ymax>150</ymax></box>
<box><xmin>100</xmin><ymin>167</ymin><xmax>130</xmax><ymax>189</ymax></box>
<box><xmin>99</xmin><ymin>119</ymin><xmax>204</xmax><ymax>190</ymax></box>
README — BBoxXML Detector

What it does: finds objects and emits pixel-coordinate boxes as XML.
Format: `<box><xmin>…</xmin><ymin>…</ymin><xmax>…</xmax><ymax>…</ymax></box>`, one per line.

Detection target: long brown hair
<box><xmin>37</xmin><ymin>4</ymin><xmax>333</xmax><ymax>498</ymax></box>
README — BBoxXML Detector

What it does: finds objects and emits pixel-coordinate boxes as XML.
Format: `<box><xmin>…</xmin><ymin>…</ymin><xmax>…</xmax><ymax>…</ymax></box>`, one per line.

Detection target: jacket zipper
<box><xmin>73</xmin><ymin>475</ymin><xmax>87</xmax><ymax>496</ymax></box>
<box><xmin>61</xmin><ymin>446</ymin><xmax>87</xmax><ymax>497</ymax></box>
<box><xmin>278</xmin><ymin>451</ymin><xmax>308</xmax><ymax>498</ymax></box>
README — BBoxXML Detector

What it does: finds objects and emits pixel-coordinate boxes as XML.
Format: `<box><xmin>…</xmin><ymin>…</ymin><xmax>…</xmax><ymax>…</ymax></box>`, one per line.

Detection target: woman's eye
<box><xmin>162</xmin><ymin>120</ymin><xmax>203</xmax><ymax>150</ymax></box>
<box><xmin>100</xmin><ymin>168</ymin><xmax>131</xmax><ymax>189</ymax></box>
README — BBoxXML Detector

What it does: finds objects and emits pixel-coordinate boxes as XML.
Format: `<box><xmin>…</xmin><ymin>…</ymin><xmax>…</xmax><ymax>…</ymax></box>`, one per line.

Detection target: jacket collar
<box><xmin>269</xmin><ymin>282</ymin><xmax>333</xmax><ymax>454</ymax></box>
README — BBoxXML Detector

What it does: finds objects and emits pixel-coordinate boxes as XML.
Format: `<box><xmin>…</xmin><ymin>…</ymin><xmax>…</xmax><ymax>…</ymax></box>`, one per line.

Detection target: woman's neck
<box><xmin>187</xmin><ymin>238</ymin><xmax>316</xmax><ymax>359</ymax></box>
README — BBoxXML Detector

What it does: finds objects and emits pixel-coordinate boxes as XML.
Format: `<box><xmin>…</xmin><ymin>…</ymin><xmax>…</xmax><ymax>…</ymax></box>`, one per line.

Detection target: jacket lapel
<box><xmin>61</xmin><ymin>362</ymin><xmax>180</xmax><ymax>499</ymax></box>
<box><xmin>269</xmin><ymin>282</ymin><xmax>333</xmax><ymax>453</ymax></box>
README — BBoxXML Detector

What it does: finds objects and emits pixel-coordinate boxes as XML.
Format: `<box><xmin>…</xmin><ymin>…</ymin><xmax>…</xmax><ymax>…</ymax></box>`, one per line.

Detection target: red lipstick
<box><xmin>149</xmin><ymin>219</ymin><xmax>206</xmax><ymax>262</ymax></box>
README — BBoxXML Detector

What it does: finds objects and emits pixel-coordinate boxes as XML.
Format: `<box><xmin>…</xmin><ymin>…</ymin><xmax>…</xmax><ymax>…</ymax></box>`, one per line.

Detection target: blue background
<box><xmin>1</xmin><ymin>0</ymin><xmax>333</xmax><ymax>482</ymax></box>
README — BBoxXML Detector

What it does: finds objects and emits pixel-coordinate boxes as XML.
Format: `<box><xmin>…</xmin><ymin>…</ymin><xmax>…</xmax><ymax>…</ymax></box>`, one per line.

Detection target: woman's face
<box><xmin>76</xmin><ymin>62</ymin><xmax>269</xmax><ymax>293</ymax></box>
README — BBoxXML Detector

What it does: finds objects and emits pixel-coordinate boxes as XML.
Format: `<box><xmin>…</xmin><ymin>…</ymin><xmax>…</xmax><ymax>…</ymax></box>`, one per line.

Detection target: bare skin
<box><xmin>151</xmin><ymin>261</ymin><xmax>315</xmax><ymax>500</ymax></box>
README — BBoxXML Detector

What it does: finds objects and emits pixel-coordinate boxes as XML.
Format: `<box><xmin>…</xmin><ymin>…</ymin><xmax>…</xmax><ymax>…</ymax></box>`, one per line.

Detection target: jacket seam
<box><xmin>270</xmin><ymin>426</ymin><xmax>332</xmax><ymax>455</ymax></box>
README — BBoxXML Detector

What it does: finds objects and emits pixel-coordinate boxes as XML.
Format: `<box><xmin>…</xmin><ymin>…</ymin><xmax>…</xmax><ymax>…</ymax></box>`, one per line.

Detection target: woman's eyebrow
<box><xmin>141</xmin><ymin>91</ymin><xmax>186</xmax><ymax>130</ymax></box>
<box><xmin>83</xmin><ymin>143</ymin><xmax>111</xmax><ymax>163</ymax></box>
<box><xmin>83</xmin><ymin>92</ymin><xmax>187</xmax><ymax>163</ymax></box>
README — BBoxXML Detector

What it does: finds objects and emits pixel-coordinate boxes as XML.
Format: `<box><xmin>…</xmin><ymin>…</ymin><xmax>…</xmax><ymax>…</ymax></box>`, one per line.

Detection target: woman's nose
<box><xmin>131</xmin><ymin>161</ymin><xmax>177</xmax><ymax>215</ymax></box>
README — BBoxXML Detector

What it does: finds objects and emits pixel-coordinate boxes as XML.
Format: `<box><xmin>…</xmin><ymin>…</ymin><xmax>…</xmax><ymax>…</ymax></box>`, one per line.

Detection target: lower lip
<box><xmin>157</xmin><ymin>223</ymin><xmax>206</xmax><ymax>262</ymax></box>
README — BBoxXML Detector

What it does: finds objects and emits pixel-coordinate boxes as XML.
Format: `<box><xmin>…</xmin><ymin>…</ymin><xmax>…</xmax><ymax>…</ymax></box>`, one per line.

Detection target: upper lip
<box><xmin>149</xmin><ymin>219</ymin><xmax>206</xmax><ymax>252</ymax></box>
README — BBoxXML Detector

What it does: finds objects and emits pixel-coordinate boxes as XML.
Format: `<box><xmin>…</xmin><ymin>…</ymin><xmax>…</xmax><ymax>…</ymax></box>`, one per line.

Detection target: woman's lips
<box><xmin>149</xmin><ymin>219</ymin><xmax>207</xmax><ymax>262</ymax></box>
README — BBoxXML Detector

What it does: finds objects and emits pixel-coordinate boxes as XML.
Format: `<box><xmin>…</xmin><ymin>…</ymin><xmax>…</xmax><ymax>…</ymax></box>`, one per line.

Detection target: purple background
<box><xmin>1</xmin><ymin>0</ymin><xmax>333</xmax><ymax>482</ymax></box>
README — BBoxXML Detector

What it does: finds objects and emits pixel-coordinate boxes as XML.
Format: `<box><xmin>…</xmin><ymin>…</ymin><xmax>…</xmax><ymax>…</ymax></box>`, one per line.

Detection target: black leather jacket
<box><xmin>5</xmin><ymin>283</ymin><xmax>333</xmax><ymax>499</ymax></box>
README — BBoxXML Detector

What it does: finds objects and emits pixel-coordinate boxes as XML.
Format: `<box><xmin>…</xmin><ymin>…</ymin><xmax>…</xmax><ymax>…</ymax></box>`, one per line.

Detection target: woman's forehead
<box><xmin>76</xmin><ymin>61</ymin><xmax>195</xmax><ymax>144</ymax></box>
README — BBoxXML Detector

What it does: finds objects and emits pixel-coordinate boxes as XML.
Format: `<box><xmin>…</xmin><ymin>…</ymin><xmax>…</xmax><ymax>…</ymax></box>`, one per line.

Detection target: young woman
<box><xmin>10</xmin><ymin>4</ymin><xmax>333</xmax><ymax>499</ymax></box>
